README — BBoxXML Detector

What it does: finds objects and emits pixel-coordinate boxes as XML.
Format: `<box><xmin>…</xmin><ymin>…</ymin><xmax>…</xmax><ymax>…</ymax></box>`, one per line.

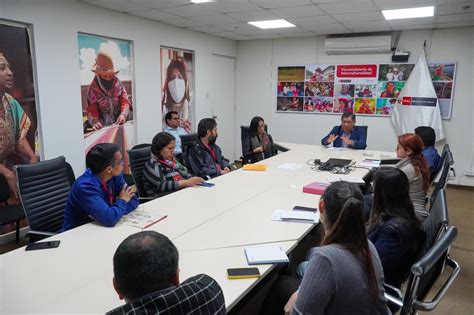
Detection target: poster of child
<box><xmin>333</xmin><ymin>98</ymin><xmax>353</xmax><ymax>113</ymax></box>
<box><xmin>304</xmin><ymin>82</ymin><xmax>334</xmax><ymax>97</ymax></box>
<box><xmin>277</xmin><ymin>97</ymin><xmax>303</xmax><ymax>112</ymax></box>
<box><xmin>378</xmin><ymin>81</ymin><xmax>405</xmax><ymax>98</ymax></box>
<box><xmin>376</xmin><ymin>98</ymin><xmax>396</xmax><ymax>115</ymax></box>
<box><xmin>278</xmin><ymin>82</ymin><xmax>304</xmax><ymax>97</ymax></box>
<box><xmin>428</xmin><ymin>63</ymin><xmax>455</xmax><ymax>81</ymax></box>
<box><xmin>378</xmin><ymin>64</ymin><xmax>414</xmax><ymax>81</ymax></box>
<box><xmin>355</xmin><ymin>98</ymin><xmax>376</xmax><ymax>115</ymax></box>
<box><xmin>305</xmin><ymin>65</ymin><xmax>335</xmax><ymax>82</ymax></box>
<box><xmin>355</xmin><ymin>84</ymin><xmax>377</xmax><ymax>97</ymax></box>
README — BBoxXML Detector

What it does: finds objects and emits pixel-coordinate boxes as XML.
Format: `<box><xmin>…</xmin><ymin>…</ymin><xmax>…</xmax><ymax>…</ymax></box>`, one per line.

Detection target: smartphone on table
<box><xmin>227</xmin><ymin>267</ymin><xmax>260</xmax><ymax>279</ymax></box>
<box><xmin>25</xmin><ymin>240</ymin><xmax>60</xmax><ymax>251</ymax></box>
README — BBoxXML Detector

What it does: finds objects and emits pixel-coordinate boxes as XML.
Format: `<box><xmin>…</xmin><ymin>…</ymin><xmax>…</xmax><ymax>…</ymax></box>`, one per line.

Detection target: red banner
<box><xmin>336</xmin><ymin>64</ymin><xmax>377</xmax><ymax>78</ymax></box>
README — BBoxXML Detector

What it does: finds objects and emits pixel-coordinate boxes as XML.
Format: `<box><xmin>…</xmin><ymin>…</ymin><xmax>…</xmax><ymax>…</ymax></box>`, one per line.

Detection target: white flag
<box><xmin>390</xmin><ymin>53</ymin><xmax>445</xmax><ymax>140</ymax></box>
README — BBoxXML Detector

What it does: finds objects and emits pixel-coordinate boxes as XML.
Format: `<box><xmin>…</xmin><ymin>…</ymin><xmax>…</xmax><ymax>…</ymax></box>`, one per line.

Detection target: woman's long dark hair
<box><xmin>249</xmin><ymin>116</ymin><xmax>264</xmax><ymax>137</ymax></box>
<box><xmin>398</xmin><ymin>133</ymin><xmax>430</xmax><ymax>191</ymax></box>
<box><xmin>321</xmin><ymin>181</ymin><xmax>378</xmax><ymax>301</ymax></box>
<box><xmin>367</xmin><ymin>167</ymin><xmax>424</xmax><ymax>243</ymax></box>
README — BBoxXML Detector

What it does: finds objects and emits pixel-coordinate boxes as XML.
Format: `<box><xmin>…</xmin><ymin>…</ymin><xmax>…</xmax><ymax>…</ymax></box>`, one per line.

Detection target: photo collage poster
<box><xmin>276</xmin><ymin>62</ymin><xmax>456</xmax><ymax>119</ymax></box>
<box><xmin>0</xmin><ymin>21</ymin><xmax>41</xmax><ymax>234</ymax></box>
<box><xmin>78</xmin><ymin>33</ymin><xmax>135</xmax><ymax>173</ymax></box>
<box><xmin>160</xmin><ymin>47</ymin><xmax>195</xmax><ymax>133</ymax></box>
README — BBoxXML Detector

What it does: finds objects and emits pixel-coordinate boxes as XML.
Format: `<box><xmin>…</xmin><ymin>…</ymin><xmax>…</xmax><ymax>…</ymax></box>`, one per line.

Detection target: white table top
<box><xmin>0</xmin><ymin>143</ymin><xmax>396</xmax><ymax>314</ymax></box>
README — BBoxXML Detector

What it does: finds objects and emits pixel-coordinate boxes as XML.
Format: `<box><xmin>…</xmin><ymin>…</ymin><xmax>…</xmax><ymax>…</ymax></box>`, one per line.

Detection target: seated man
<box><xmin>321</xmin><ymin>113</ymin><xmax>367</xmax><ymax>149</ymax></box>
<box><xmin>108</xmin><ymin>231</ymin><xmax>226</xmax><ymax>314</ymax></box>
<box><xmin>415</xmin><ymin>126</ymin><xmax>442</xmax><ymax>177</ymax></box>
<box><xmin>62</xmin><ymin>143</ymin><xmax>138</xmax><ymax>231</ymax></box>
<box><xmin>163</xmin><ymin>111</ymin><xmax>187</xmax><ymax>162</ymax></box>
<box><xmin>188</xmin><ymin>118</ymin><xmax>231</xmax><ymax>178</ymax></box>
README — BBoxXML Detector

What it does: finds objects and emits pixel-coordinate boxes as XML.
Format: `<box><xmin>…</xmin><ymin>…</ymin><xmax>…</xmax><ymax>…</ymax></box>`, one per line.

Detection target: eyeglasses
<box><xmin>171</xmin><ymin>117</ymin><xmax>180</xmax><ymax>120</ymax></box>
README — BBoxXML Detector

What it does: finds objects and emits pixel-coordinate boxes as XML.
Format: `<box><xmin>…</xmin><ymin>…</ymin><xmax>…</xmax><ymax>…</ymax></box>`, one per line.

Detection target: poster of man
<box><xmin>161</xmin><ymin>47</ymin><xmax>194</xmax><ymax>133</ymax></box>
<box><xmin>78</xmin><ymin>33</ymin><xmax>135</xmax><ymax>173</ymax></box>
<box><xmin>0</xmin><ymin>21</ymin><xmax>40</xmax><ymax>234</ymax></box>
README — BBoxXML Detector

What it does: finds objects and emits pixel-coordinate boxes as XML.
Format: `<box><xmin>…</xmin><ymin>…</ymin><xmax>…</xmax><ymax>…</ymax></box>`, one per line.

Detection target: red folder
<box><xmin>303</xmin><ymin>182</ymin><xmax>330</xmax><ymax>195</ymax></box>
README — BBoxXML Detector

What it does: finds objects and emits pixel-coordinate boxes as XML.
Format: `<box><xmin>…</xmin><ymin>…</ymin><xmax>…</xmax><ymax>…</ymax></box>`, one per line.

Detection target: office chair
<box><xmin>385</xmin><ymin>226</ymin><xmax>460</xmax><ymax>315</ymax></box>
<box><xmin>180</xmin><ymin>133</ymin><xmax>199</xmax><ymax>170</ymax></box>
<box><xmin>0</xmin><ymin>174</ymin><xmax>26</xmax><ymax>243</ymax></box>
<box><xmin>128</xmin><ymin>144</ymin><xmax>154</xmax><ymax>203</ymax></box>
<box><xmin>16</xmin><ymin>156</ymin><xmax>75</xmax><ymax>243</ymax></box>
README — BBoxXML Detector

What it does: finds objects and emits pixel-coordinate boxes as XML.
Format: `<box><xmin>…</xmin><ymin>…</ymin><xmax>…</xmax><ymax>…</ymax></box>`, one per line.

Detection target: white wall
<box><xmin>0</xmin><ymin>0</ymin><xmax>237</xmax><ymax>175</ymax></box>
<box><xmin>236</xmin><ymin>28</ymin><xmax>474</xmax><ymax>186</ymax></box>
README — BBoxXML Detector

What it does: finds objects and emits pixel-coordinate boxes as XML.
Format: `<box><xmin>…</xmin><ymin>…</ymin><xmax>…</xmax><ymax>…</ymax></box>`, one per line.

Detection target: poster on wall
<box><xmin>160</xmin><ymin>47</ymin><xmax>194</xmax><ymax>133</ymax></box>
<box><xmin>78</xmin><ymin>33</ymin><xmax>135</xmax><ymax>173</ymax></box>
<box><xmin>0</xmin><ymin>21</ymin><xmax>41</xmax><ymax>234</ymax></box>
<box><xmin>276</xmin><ymin>61</ymin><xmax>456</xmax><ymax>119</ymax></box>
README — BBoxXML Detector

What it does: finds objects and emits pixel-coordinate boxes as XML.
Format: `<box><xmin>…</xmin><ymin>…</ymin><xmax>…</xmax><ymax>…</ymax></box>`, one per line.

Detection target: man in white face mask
<box><xmin>162</xmin><ymin>58</ymin><xmax>190</xmax><ymax>132</ymax></box>
<box><xmin>187</xmin><ymin>118</ymin><xmax>231</xmax><ymax>179</ymax></box>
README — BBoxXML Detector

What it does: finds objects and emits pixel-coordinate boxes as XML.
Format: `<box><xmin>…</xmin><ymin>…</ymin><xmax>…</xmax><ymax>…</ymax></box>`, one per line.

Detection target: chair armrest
<box><xmin>138</xmin><ymin>197</ymin><xmax>155</xmax><ymax>204</ymax></box>
<box><xmin>384</xmin><ymin>284</ymin><xmax>404</xmax><ymax>313</ymax></box>
<box><xmin>27</xmin><ymin>230</ymin><xmax>56</xmax><ymax>237</ymax></box>
<box><xmin>413</xmin><ymin>256</ymin><xmax>460</xmax><ymax>311</ymax></box>
<box><xmin>274</xmin><ymin>143</ymin><xmax>289</xmax><ymax>152</ymax></box>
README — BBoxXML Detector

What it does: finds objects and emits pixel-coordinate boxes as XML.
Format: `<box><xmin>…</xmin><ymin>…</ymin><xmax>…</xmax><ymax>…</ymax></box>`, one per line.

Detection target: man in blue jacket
<box><xmin>188</xmin><ymin>118</ymin><xmax>231</xmax><ymax>179</ymax></box>
<box><xmin>321</xmin><ymin>113</ymin><xmax>367</xmax><ymax>149</ymax></box>
<box><xmin>62</xmin><ymin>143</ymin><xmax>138</xmax><ymax>231</ymax></box>
<box><xmin>415</xmin><ymin>126</ymin><xmax>442</xmax><ymax>178</ymax></box>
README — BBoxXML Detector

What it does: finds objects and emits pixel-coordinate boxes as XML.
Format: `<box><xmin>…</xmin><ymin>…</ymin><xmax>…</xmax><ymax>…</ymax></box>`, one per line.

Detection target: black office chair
<box><xmin>240</xmin><ymin>125</ymin><xmax>276</xmax><ymax>165</ymax></box>
<box><xmin>128</xmin><ymin>145</ymin><xmax>154</xmax><ymax>203</ymax></box>
<box><xmin>422</xmin><ymin>189</ymin><xmax>449</xmax><ymax>252</ymax></box>
<box><xmin>0</xmin><ymin>174</ymin><xmax>26</xmax><ymax>244</ymax></box>
<box><xmin>385</xmin><ymin>226</ymin><xmax>460</xmax><ymax>315</ymax></box>
<box><xmin>15</xmin><ymin>156</ymin><xmax>75</xmax><ymax>243</ymax></box>
<box><xmin>180</xmin><ymin>133</ymin><xmax>199</xmax><ymax>170</ymax></box>
<box><xmin>428</xmin><ymin>157</ymin><xmax>451</xmax><ymax>208</ymax></box>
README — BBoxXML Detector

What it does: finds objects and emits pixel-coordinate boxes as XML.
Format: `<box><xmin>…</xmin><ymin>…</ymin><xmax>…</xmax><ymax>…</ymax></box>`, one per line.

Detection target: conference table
<box><xmin>0</xmin><ymin>142</ymin><xmax>397</xmax><ymax>314</ymax></box>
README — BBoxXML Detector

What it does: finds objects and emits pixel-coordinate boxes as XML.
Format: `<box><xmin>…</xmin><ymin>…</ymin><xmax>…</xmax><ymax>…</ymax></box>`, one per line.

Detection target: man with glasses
<box><xmin>321</xmin><ymin>113</ymin><xmax>367</xmax><ymax>149</ymax></box>
<box><xmin>163</xmin><ymin>111</ymin><xmax>187</xmax><ymax>161</ymax></box>
<box><xmin>62</xmin><ymin>143</ymin><xmax>138</xmax><ymax>231</ymax></box>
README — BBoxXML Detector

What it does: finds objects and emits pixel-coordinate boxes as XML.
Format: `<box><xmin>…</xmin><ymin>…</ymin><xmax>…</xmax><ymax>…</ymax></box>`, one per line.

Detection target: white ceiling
<box><xmin>80</xmin><ymin>0</ymin><xmax>474</xmax><ymax>40</ymax></box>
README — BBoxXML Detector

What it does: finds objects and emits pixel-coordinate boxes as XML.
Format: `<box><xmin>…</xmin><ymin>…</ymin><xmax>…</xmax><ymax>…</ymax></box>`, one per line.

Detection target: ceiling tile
<box><xmin>190</xmin><ymin>13</ymin><xmax>240</xmax><ymax>25</ymax></box>
<box><xmin>387</xmin><ymin>16</ymin><xmax>436</xmax><ymax>26</ymax></box>
<box><xmin>187</xmin><ymin>25</ymin><xmax>225</xmax><ymax>33</ymax></box>
<box><xmin>129</xmin><ymin>0</ymin><xmax>190</xmax><ymax>9</ymax></box>
<box><xmin>372</xmin><ymin>0</ymin><xmax>435</xmax><ymax>10</ymax></box>
<box><xmin>318</xmin><ymin>0</ymin><xmax>376</xmax><ymax>14</ymax></box>
<box><xmin>436</xmin><ymin>20</ymin><xmax>474</xmax><ymax>28</ymax></box>
<box><xmin>161</xmin><ymin>4</ymin><xmax>218</xmax><ymax>17</ymax></box>
<box><xmin>128</xmin><ymin>9</ymin><xmax>180</xmax><ymax>21</ymax></box>
<box><xmin>391</xmin><ymin>24</ymin><xmax>435</xmax><ymax>30</ymax></box>
<box><xmin>270</xmin><ymin>5</ymin><xmax>325</xmax><ymax>18</ymax></box>
<box><xmin>333</xmin><ymin>11</ymin><xmax>385</xmax><ymax>22</ymax></box>
<box><xmin>287</xmin><ymin>15</ymin><xmax>338</xmax><ymax>26</ymax></box>
<box><xmin>437</xmin><ymin>12</ymin><xmax>474</xmax><ymax>22</ymax></box>
<box><xmin>160</xmin><ymin>17</ymin><xmax>205</xmax><ymax>27</ymax></box>
<box><xmin>438</xmin><ymin>2</ymin><xmax>474</xmax><ymax>15</ymax></box>
<box><xmin>437</xmin><ymin>0</ymin><xmax>471</xmax><ymax>4</ymax></box>
<box><xmin>228</xmin><ymin>9</ymin><xmax>281</xmax><ymax>22</ymax></box>
<box><xmin>215</xmin><ymin>22</ymin><xmax>258</xmax><ymax>31</ymax></box>
<box><xmin>303</xmin><ymin>23</ymin><xmax>350</xmax><ymax>33</ymax></box>
<box><xmin>213</xmin><ymin>31</ymin><xmax>251</xmax><ymax>40</ymax></box>
<box><xmin>343</xmin><ymin>20</ymin><xmax>391</xmax><ymax>31</ymax></box>
<box><xmin>249</xmin><ymin>0</ymin><xmax>313</xmax><ymax>9</ymax></box>
<box><xmin>84</xmin><ymin>0</ymin><xmax>146</xmax><ymax>12</ymax></box>
<box><xmin>200</xmin><ymin>0</ymin><xmax>262</xmax><ymax>13</ymax></box>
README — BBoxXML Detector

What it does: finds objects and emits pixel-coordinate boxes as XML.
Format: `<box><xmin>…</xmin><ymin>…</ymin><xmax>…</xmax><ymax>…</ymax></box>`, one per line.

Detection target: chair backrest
<box><xmin>128</xmin><ymin>145</ymin><xmax>151</xmax><ymax>198</ymax></box>
<box><xmin>429</xmin><ymin>156</ymin><xmax>451</xmax><ymax>205</ymax></box>
<box><xmin>15</xmin><ymin>156</ymin><xmax>72</xmax><ymax>234</ymax></box>
<box><xmin>401</xmin><ymin>226</ymin><xmax>458</xmax><ymax>314</ymax></box>
<box><xmin>422</xmin><ymin>189</ymin><xmax>449</xmax><ymax>254</ymax></box>
<box><xmin>240</xmin><ymin>126</ymin><xmax>251</xmax><ymax>163</ymax></box>
<box><xmin>180</xmin><ymin>133</ymin><xmax>198</xmax><ymax>169</ymax></box>
<box><xmin>132</xmin><ymin>143</ymin><xmax>151</xmax><ymax>150</ymax></box>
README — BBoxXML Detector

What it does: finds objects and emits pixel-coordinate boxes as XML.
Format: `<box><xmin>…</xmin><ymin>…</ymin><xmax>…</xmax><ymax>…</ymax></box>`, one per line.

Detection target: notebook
<box><xmin>244</xmin><ymin>246</ymin><xmax>289</xmax><ymax>265</ymax></box>
<box><xmin>303</xmin><ymin>182</ymin><xmax>330</xmax><ymax>195</ymax></box>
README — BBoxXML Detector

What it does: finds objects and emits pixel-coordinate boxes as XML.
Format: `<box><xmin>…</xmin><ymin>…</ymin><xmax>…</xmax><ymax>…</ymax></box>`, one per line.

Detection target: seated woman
<box><xmin>246</xmin><ymin>116</ymin><xmax>274</xmax><ymax>163</ymax></box>
<box><xmin>261</xmin><ymin>181</ymin><xmax>389</xmax><ymax>315</ymax></box>
<box><xmin>367</xmin><ymin>167</ymin><xmax>426</xmax><ymax>288</ymax></box>
<box><xmin>395</xmin><ymin>133</ymin><xmax>430</xmax><ymax>216</ymax></box>
<box><xmin>142</xmin><ymin>132</ymin><xmax>203</xmax><ymax>197</ymax></box>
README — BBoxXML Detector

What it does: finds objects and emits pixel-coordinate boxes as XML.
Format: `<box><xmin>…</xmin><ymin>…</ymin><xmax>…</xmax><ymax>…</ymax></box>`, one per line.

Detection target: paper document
<box><xmin>272</xmin><ymin>209</ymin><xmax>319</xmax><ymax>224</ymax></box>
<box><xmin>245</xmin><ymin>246</ymin><xmax>289</xmax><ymax>265</ymax></box>
<box><xmin>327</xmin><ymin>174</ymin><xmax>365</xmax><ymax>184</ymax></box>
<box><xmin>278</xmin><ymin>163</ymin><xmax>303</xmax><ymax>170</ymax></box>
<box><xmin>120</xmin><ymin>210</ymin><xmax>167</xmax><ymax>229</ymax></box>
<box><xmin>358</xmin><ymin>159</ymin><xmax>381</xmax><ymax>168</ymax></box>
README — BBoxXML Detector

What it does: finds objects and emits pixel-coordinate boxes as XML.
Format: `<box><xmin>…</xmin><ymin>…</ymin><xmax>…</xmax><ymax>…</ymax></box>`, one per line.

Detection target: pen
<box><xmin>143</xmin><ymin>215</ymin><xmax>168</xmax><ymax>229</ymax></box>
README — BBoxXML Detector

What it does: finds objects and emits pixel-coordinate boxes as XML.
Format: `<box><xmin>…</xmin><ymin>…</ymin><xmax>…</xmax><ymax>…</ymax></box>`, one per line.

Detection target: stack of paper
<box><xmin>245</xmin><ymin>246</ymin><xmax>289</xmax><ymax>265</ymax></box>
<box><xmin>278</xmin><ymin>163</ymin><xmax>303</xmax><ymax>170</ymax></box>
<box><xmin>120</xmin><ymin>211</ymin><xmax>167</xmax><ymax>229</ymax></box>
<box><xmin>272</xmin><ymin>209</ymin><xmax>319</xmax><ymax>224</ymax></box>
<box><xmin>358</xmin><ymin>159</ymin><xmax>381</xmax><ymax>168</ymax></box>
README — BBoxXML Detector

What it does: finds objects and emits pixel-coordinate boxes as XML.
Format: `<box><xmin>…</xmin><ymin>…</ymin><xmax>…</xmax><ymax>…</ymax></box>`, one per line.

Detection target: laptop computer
<box><xmin>319</xmin><ymin>158</ymin><xmax>352</xmax><ymax>171</ymax></box>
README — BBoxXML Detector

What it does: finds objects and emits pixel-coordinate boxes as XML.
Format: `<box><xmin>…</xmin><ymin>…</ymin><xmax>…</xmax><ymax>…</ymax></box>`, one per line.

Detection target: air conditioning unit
<box><xmin>324</xmin><ymin>35</ymin><xmax>392</xmax><ymax>55</ymax></box>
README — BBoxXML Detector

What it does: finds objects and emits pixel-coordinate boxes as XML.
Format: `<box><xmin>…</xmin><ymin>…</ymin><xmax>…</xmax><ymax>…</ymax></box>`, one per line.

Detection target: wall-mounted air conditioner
<box><xmin>324</xmin><ymin>35</ymin><xmax>392</xmax><ymax>55</ymax></box>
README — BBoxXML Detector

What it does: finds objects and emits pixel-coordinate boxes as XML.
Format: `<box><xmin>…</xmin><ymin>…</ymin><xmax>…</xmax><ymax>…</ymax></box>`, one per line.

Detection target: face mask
<box><xmin>168</xmin><ymin>78</ymin><xmax>185</xmax><ymax>103</ymax></box>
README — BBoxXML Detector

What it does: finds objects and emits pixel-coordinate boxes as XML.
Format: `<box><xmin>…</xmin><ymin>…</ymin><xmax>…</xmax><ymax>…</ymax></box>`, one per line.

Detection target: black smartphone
<box><xmin>293</xmin><ymin>206</ymin><xmax>317</xmax><ymax>212</ymax></box>
<box><xmin>25</xmin><ymin>240</ymin><xmax>60</xmax><ymax>251</ymax></box>
<box><xmin>227</xmin><ymin>267</ymin><xmax>260</xmax><ymax>279</ymax></box>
